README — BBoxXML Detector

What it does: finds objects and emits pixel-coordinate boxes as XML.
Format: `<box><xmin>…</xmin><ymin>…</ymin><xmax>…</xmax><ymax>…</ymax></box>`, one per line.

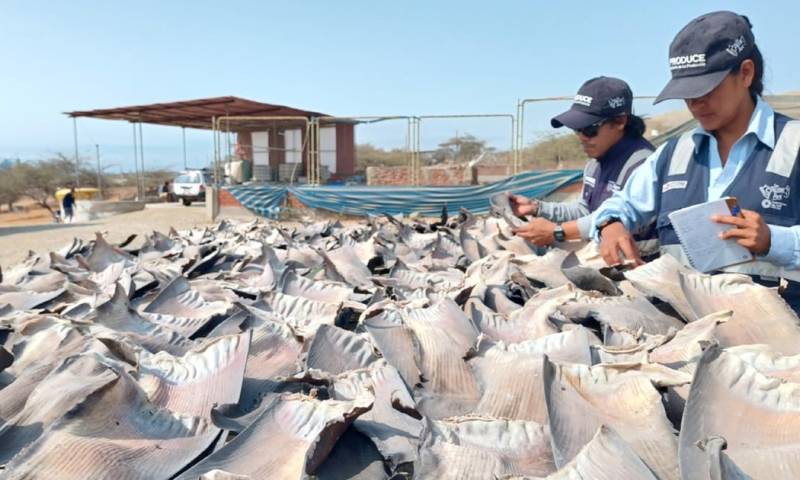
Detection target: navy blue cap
<box><xmin>655</xmin><ymin>11</ymin><xmax>755</xmax><ymax>104</ymax></box>
<box><xmin>551</xmin><ymin>76</ymin><xmax>633</xmax><ymax>129</ymax></box>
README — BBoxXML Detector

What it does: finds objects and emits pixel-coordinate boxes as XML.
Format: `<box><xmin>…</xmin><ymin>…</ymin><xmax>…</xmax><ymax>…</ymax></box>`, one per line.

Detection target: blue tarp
<box><xmin>225</xmin><ymin>184</ymin><xmax>287</xmax><ymax>217</ymax></box>
<box><xmin>224</xmin><ymin>169</ymin><xmax>582</xmax><ymax>217</ymax></box>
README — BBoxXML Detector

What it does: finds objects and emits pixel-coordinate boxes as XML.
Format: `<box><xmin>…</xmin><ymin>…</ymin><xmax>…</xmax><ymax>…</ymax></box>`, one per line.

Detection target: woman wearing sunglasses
<box><xmin>593</xmin><ymin>12</ymin><xmax>800</xmax><ymax>311</ymax></box>
<box><xmin>510</xmin><ymin>76</ymin><xmax>655</xmax><ymax>247</ymax></box>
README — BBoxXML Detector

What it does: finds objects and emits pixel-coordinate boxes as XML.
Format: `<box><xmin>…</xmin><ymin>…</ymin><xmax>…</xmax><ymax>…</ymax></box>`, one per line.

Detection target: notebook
<box><xmin>667</xmin><ymin>197</ymin><xmax>754</xmax><ymax>273</ymax></box>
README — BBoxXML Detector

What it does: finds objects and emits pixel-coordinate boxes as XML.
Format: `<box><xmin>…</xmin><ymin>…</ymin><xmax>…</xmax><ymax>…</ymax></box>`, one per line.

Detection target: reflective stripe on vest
<box><xmin>659</xmin><ymin>118</ymin><xmax>800</xmax><ymax>282</ymax></box>
<box><xmin>666</xmin><ymin>132</ymin><xmax>696</xmax><ymax>176</ymax></box>
<box><xmin>584</xmin><ymin>159</ymin><xmax>600</xmax><ymax>180</ymax></box>
<box><xmin>767</xmin><ymin>120</ymin><xmax>800</xmax><ymax>177</ymax></box>
<box><xmin>616</xmin><ymin>148</ymin><xmax>653</xmax><ymax>185</ymax></box>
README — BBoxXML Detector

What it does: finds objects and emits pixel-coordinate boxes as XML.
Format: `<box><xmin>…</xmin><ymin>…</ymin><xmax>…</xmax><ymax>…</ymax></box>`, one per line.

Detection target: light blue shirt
<box><xmin>592</xmin><ymin>97</ymin><xmax>800</xmax><ymax>268</ymax></box>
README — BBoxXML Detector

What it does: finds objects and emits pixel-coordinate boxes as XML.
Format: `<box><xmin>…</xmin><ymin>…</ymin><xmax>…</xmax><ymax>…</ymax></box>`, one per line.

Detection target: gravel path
<box><xmin>0</xmin><ymin>204</ymin><xmax>253</xmax><ymax>270</ymax></box>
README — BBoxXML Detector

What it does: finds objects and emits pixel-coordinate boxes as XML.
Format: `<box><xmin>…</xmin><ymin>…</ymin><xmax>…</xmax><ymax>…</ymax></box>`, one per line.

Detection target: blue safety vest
<box><xmin>655</xmin><ymin>113</ymin><xmax>800</xmax><ymax>280</ymax></box>
<box><xmin>583</xmin><ymin>139</ymin><xmax>655</xmax><ymax>240</ymax></box>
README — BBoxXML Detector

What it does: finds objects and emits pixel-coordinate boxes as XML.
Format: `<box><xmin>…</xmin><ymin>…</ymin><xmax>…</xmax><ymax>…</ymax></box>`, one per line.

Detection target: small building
<box><xmin>66</xmin><ymin>96</ymin><xmax>356</xmax><ymax>182</ymax></box>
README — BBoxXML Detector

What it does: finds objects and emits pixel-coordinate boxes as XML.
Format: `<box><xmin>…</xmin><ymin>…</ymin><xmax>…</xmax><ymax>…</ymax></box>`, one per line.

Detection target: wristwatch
<box><xmin>553</xmin><ymin>224</ymin><xmax>565</xmax><ymax>242</ymax></box>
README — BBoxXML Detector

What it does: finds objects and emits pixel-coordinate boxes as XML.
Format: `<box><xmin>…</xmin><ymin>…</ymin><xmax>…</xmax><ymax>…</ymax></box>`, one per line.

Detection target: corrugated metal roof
<box><xmin>64</xmin><ymin>96</ymin><xmax>329</xmax><ymax>129</ymax></box>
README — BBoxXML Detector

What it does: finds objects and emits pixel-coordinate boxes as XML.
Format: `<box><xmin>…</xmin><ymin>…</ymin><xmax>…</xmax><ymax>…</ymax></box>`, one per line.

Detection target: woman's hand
<box><xmin>599</xmin><ymin>221</ymin><xmax>644</xmax><ymax>266</ymax></box>
<box><xmin>508</xmin><ymin>193</ymin><xmax>539</xmax><ymax>217</ymax></box>
<box><xmin>512</xmin><ymin>218</ymin><xmax>556</xmax><ymax>246</ymax></box>
<box><xmin>714</xmin><ymin>209</ymin><xmax>771</xmax><ymax>254</ymax></box>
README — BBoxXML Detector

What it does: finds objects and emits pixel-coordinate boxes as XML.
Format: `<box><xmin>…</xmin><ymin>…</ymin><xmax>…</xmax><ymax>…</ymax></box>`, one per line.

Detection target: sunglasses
<box><xmin>573</xmin><ymin>119</ymin><xmax>609</xmax><ymax>138</ymax></box>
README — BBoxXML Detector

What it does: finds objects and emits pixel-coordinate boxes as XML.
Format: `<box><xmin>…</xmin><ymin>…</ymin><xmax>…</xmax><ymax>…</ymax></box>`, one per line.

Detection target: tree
<box><xmin>355</xmin><ymin>143</ymin><xmax>409</xmax><ymax>170</ymax></box>
<box><xmin>14</xmin><ymin>154</ymin><xmax>96</xmax><ymax>214</ymax></box>
<box><xmin>520</xmin><ymin>133</ymin><xmax>587</xmax><ymax>170</ymax></box>
<box><xmin>432</xmin><ymin>134</ymin><xmax>494</xmax><ymax>164</ymax></box>
<box><xmin>0</xmin><ymin>165</ymin><xmax>23</xmax><ymax>211</ymax></box>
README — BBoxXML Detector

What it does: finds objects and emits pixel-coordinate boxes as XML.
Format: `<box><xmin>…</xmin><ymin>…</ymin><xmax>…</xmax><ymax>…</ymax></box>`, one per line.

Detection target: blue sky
<box><xmin>1</xmin><ymin>1</ymin><xmax>797</xmax><ymax>171</ymax></box>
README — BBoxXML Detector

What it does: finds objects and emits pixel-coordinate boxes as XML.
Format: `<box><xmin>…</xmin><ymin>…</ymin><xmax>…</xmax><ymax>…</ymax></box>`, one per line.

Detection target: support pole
<box><xmin>95</xmin><ymin>144</ymin><xmax>103</xmax><ymax>199</ymax></box>
<box><xmin>138</xmin><ymin>123</ymin><xmax>145</xmax><ymax>199</ymax></box>
<box><xmin>417</xmin><ymin>117</ymin><xmax>421</xmax><ymax>185</ymax></box>
<box><xmin>212</xmin><ymin>117</ymin><xmax>218</xmax><ymax>185</ymax></box>
<box><xmin>510</xmin><ymin>116</ymin><xmax>516</xmax><ymax>176</ymax></box>
<box><xmin>72</xmin><ymin>117</ymin><xmax>80</xmax><ymax>187</ymax></box>
<box><xmin>182</xmin><ymin>127</ymin><xmax>188</xmax><ymax>170</ymax></box>
<box><xmin>132</xmin><ymin>123</ymin><xmax>141</xmax><ymax>201</ymax></box>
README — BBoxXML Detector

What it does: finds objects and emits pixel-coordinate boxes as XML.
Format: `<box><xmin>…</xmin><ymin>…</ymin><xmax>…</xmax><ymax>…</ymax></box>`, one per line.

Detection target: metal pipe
<box><xmin>72</xmin><ymin>117</ymin><xmax>80</xmax><ymax>187</ymax></box>
<box><xmin>95</xmin><ymin>144</ymin><xmax>103</xmax><ymax>199</ymax></box>
<box><xmin>132</xmin><ymin>123</ymin><xmax>141</xmax><ymax>200</ymax></box>
<box><xmin>414</xmin><ymin>117</ymin><xmax>421</xmax><ymax>185</ymax></box>
<box><xmin>211</xmin><ymin>116</ymin><xmax>218</xmax><ymax>185</ymax></box>
<box><xmin>138</xmin><ymin>123</ymin><xmax>145</xmax><ymax>199</ymax></box>
<box><xmin>415</xmin><ymin>114</ymin><xmax>514</xmax><ymax>183</ymax></box>
<box><xmin>406</xmin><ymin>118</ymin><xmax>412</xmax><ymax>183</ymax></box>
<box><xmin>225</xmin><ymin>122</ymin><xmax>231</xmax><ymax>181</ymax></box>
<box><xmin>308</xmin><ymin>118</ymin><xmax>316</xmax><ymax>185</ymax></box>
<box><xmin>510</xmin><ymin>116</ymin><xmax>516</xmax><ymax>175</ymax></box>
<box><xmin>313</xmin><ymin>118</ymin><xmax>319</xmax><ymax>185</ymax></box>
<box><xmin>316</xmin><ymin>116</ymin><xmax>415</xmax><ymax>186</ymax></box>
<box><xmin>415</xmin><ymin>117</ymin><xmax>421</xmax><ymax>185</ymax></box>
<box><xmin>316</xmin><ymin>118</ymin><xmax>320</xmax><ymax>185</ymax></box>
<box><xmin>519</xmin><ymin>101</ymin><xmax>524</xmax><ymax>172</ymax></box>
<box><xmin>182</xmin><ymin>127</ymin><xmax>187</xmax><ymax>170</ymax></box>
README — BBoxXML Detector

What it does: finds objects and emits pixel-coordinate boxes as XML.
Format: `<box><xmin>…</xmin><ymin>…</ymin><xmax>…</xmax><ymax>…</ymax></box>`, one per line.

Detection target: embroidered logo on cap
<box><xmin>760</xmin><ymin>184</ymin><xmax>790</xmax><ymax>210</ymax></box>
<box><xmin>607</xmin><ymin>97</ymin><xmax>625</xmax><ymax>109</ymax></box>
<box><xmin>726</xmin><ymin>36</ymin><xmax>746</xmax><ymax>57</ymax></box>
<box><xmin>669</xmin><ymin>53</ymin><xmax>706</xmax><ymax>70</ymax></box>
<box><xmin>574</xmin><ymin>95</ymin><xmax>593</xmax><ymax>107</ymax></box>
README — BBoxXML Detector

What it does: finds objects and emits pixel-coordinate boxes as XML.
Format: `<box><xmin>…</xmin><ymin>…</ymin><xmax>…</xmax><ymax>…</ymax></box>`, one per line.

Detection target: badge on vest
<box><xmin>760</xmin><ymin>184</ymin><xmax>791</xmax><ymax>211</ymax></box>
<box><xmin>662</xmin><ymin>180</ymin><xmax>688</xmax><ymax>192</ymax></box>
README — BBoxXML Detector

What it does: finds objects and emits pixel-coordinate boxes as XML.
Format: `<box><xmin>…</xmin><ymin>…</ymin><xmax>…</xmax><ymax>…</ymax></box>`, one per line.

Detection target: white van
<box><xmin>172</xmin><ymin>170</ymin><xmax>212</xmax><ymax>206</ymax></box>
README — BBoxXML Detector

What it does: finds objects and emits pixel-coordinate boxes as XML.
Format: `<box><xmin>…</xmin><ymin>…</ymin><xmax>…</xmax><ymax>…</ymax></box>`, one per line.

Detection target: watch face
<box><xmin>554</xmin><ymin>226</ymin><xmax>565</xmax><ymax>242</ymax></box>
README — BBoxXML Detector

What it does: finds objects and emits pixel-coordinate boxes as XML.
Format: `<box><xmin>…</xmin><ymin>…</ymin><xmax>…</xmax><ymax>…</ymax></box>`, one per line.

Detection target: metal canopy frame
<box><xmin>416</xmin><ymin>114</ymin><xmax>515</xmax><ymax>182</ymax></box>
<box><xmin>66</xmin><ymin>96</ymin><xmax>329</xmax><ymax>192</ymax></box>
<box><xmin>316</xmin><ymin>116</ymin><xmax>415</xmax><ymax>185</ymax></box>
<box><xmin>65</xmin><ymin>96</ymin><xmax>327</xmax><ymax>130</ymax></box>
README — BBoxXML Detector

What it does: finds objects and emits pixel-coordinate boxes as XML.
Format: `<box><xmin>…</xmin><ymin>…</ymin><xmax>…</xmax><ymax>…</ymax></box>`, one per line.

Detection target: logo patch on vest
<box><xmin>760</xmin><ymin>184</ymin><xmax>791</xmax><ymax>210</ymax></box>
<box><xmin>662</xmin><ymin>180</ymin><xmax>688</xmax><ymax>192</ymax></box>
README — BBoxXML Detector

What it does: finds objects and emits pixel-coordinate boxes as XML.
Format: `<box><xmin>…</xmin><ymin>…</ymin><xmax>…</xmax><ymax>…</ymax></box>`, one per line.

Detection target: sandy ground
<box><xmin>0</xmin><ymin>203</ymin><xmax>255</xmax><ymax>270</ymax></box>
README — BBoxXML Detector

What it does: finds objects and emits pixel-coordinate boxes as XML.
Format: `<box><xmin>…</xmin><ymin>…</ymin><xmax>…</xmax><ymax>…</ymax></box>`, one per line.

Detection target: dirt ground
<box><xmin>0</xmin><ymin>203</ymin><xmax>255</xmax><ymax>270</ymax></box>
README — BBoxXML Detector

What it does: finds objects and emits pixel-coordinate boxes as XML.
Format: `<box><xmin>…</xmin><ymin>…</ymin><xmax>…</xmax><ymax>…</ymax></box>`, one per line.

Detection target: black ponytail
<box><xmin>732</xmin><ymin>44</ymin><xmax>765</xmax><ymax>98</ymax></box>
<box><xmin>624</xmin><ymin>114</ymin><xmax>646</xmax><ymax>138</ymax></box>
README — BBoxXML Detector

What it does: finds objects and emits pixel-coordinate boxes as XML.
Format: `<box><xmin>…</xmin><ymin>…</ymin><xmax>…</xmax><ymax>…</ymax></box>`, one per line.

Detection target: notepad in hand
<box><xmin>667</xmin><ymin>197</ymin><xmax>754</xmax><ymax>273</ymax></box>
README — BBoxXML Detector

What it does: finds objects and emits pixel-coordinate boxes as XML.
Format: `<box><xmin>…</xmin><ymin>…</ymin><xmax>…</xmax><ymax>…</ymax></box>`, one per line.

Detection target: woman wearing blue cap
<box><xmin>510</xmin><ymin>76</ymin><xmax>655</xmax><ymax>247</ymax></box>
<box><xmin>593</xmin><ymin>11</ymin><xmax>800</xmax><ymax>310</ymax></box>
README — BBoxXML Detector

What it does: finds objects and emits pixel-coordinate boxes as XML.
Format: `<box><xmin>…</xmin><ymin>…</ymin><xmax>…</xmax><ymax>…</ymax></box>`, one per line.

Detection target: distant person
<box><xmin>159</xmin><ymin>181</ymin><xmax>169</xmax><ymax>202</ymax></box>
<box><xmin>62</xmin><ymin>187</ymin><xmax>76</xmax><ymax>223</ymax></box>
<box><xmin>508</xmin><ymin>77</ymin><xmax>655</xmax><ymax>247</ymax></box>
